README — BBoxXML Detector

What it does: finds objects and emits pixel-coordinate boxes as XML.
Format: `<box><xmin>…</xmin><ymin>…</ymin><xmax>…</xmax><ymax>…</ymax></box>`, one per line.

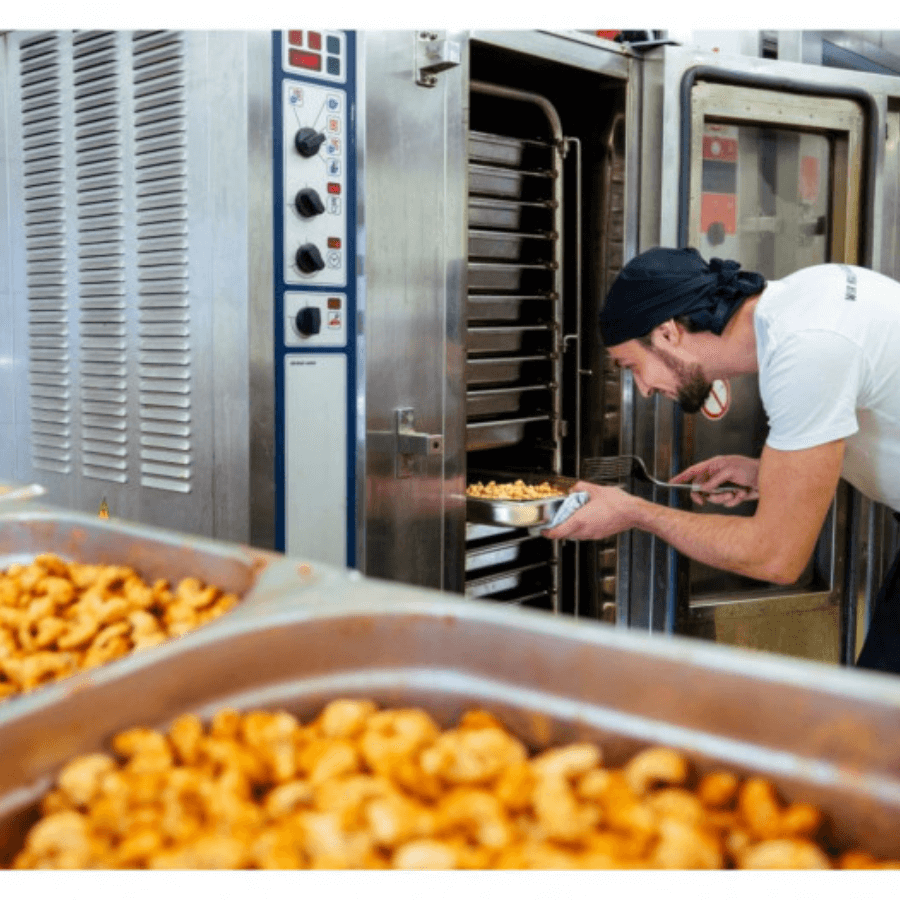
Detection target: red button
<box><xmin>289</xmin><ymin>49</ymin><xmax>321</xmax><ymax>71</ymax></box>
<box><xmin>327</xmin><ymin>238</ymin><xmax>342</xmax><ymax>249</ymax></box>
<box><xmin>288</xmin><ymin>31</ymin><xmax>303</xmax><ymax>46</ymax></box>
<box><xmin>308</xmin><ymin>31</ymin><xmax>322</xmax><ymax>50</ymax></box>
<box><xmin>327</xmin><ymin>182</ymin><xmax>341</xmax><ymax>195</ymax></box>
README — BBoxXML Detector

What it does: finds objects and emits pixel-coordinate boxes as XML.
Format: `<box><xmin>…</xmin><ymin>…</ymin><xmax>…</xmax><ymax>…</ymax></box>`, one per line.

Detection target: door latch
<box><xmin>416</xmin><ymin>32</ymin><xmax>461</xmax><ymax>88</ymax></box>
<box><xmin>395</xmin><ymin>407</ymin><xmax>443</xmax><ymax>477</ymax></box>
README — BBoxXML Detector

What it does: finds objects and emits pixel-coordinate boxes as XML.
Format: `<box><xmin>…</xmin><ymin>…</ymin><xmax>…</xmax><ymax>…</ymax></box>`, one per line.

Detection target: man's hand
<box><xmin>540</xmin><ymin>440</ymin><xmax>845</xmax><ymax>585</ymax></box>
<box><xmin>541</xmin><ymin>481</ymin><xmax>637</xmax><ymax>541</ymax></box>
<box><xmin>670</xmin><ymin>454</ymin><xmax>760</xmax><ymax>507</ymax></box>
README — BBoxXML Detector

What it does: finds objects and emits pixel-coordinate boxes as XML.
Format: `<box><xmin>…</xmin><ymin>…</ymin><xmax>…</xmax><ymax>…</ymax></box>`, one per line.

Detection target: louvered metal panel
<box><xmin>20</xmin><ymin>33</ymin><xmax>71</xmax><ymax>476</ymax></box>
<box><xmin>72</xmin><ymin>31</ymin><xmax>126</xmax><ymax>486</ymax></box>
<box><xmin>2</xmin><ymin>29</ymin><xmax>266</xmax><ymax>542</ymax></box>
<box><xmin>132</xmin><ymin>32</ymin><xmax>192</xmax><ymax>494</ymax></box>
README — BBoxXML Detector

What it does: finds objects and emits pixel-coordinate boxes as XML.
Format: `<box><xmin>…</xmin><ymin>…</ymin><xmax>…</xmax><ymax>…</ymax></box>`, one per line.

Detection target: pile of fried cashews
<box><xmin>12</xmin><ymin>699</ymin><xmax>900</xmax><ymax>870</ymax></box>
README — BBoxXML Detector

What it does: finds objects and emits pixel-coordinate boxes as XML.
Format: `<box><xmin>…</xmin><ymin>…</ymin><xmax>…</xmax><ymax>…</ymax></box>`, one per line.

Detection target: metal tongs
<box><xmin>581</xmin><ymin>455</ymin><xmax>743</xmax><ymax>495</ymax></box>
<box><xmin>0</xmin><ymin>483</ymin><xmax>47</xmax><ymax>504</ymax></box>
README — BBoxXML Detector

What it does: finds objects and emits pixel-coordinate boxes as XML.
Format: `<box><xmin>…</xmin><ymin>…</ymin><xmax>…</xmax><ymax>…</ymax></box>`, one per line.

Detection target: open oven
<box><xmin>2</xmin><ymin>30</ymin><xmax>900</xmax><ymax>666</ymax></box>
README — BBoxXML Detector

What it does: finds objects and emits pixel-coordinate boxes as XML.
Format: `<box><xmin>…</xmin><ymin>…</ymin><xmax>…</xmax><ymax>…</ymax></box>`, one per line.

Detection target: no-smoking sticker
<box><xmin>702</xmin><ymin>378</ymin><xmax>730</xmax><ymax>420</ymax></box>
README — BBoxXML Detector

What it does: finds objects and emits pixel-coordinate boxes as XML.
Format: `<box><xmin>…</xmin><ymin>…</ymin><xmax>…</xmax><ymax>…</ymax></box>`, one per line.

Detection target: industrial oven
<box><xmin>2</xmin><ymin>29</ymin><xmax>900</xmax><ymax>666</ymax></box>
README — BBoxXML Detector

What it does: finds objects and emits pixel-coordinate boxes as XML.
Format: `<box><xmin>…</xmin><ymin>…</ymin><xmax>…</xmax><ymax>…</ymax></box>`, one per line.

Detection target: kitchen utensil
<box><xmin>581</xmin><ymin>455</ymin><xmax>746</xmax><ymax>495</ymax></box>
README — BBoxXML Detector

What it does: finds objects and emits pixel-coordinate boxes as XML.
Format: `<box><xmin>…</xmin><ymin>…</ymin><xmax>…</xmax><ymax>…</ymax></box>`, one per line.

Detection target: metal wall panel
<box><xmin>359</xmin><ymin>31</ymin><xmax>468</xmax><ymax>591</ymax></box>
<box><xmin>0</xmin><ymin>30</ymin><xmax>264</xmax><ymax>544</ymax></box>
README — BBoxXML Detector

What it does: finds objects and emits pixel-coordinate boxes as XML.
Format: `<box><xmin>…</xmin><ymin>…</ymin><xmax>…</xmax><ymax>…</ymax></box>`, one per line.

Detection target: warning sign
<box><xmin>702</xmin><ymin>379</ymin><xmax>730</xmax><ymax>420</ymax></box>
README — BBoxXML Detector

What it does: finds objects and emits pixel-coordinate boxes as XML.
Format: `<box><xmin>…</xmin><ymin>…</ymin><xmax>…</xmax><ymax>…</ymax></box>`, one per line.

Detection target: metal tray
<box><xmin>467</xmin><ymin>323</ymin><xmax>552</xmax><ymax>355</ymax></box>
<box><xmin>469</xmin><ymin>163</ymin><xmax>527</xmax><ymax>198</ymax></box>
<box><xmin>466</xmin><ymin>415</ymin><xmax>552</xmax><ymax>452</ymax></box>
<box><xmin>0</xmin><ymin>506</ymin><xmax>275</xmax><ymax>594</ymax></box>
<box><xmin>465</xmin><ymin>353</ymin><xmax>551</xmax><ymax>388</ymax></box>
<box><xmin>468</xmin><ymin>261</ymin><xmax>554</xmax><ymax>293</ymax></box>
<box><xmin>0</xmin><ymin>503</ymin><xmax>323</xmax><ymax>717</ymax></box>
<box><xmin>469</xmin><ymin>131</ymin><xmax>526</xmax><ymax>167</ymax></box>
<box><xmin>466</xmin><ymin>491</ymin><xmax>565</xmax><ymax>527</ymax></box>
<box><xmin>468</xmin><ymin>261</ymin><xmax>525</xmax><ymax>292</ymax></box>
<box><xmin>469</xmin><ymin>197</ymin><xmax>525</xmax><ymax>230</ymax></box>
<box><xmin>465</xmin><ymin>533</ymin><xmax>550</xmax><ymax>576</ymax></box>
<box><xmin>468</xmin><ymin>228</ymin><xmax>527</xmax><ymax>260</ymax></box>
<box><xmin>466</xmin><ymin>384</ymin><xmax>549</xmax><ymax>419</ymax></box>
<box><xmin>464</xmin><ymin>560</ymin><xmax>553</xmax><ymax>603</ymax></box>
<box><xmin>467</xmin><ymin>293</ymin><xmax>553</xmax><ymax>323</ymax></box>
<box><xmin>4</xmin><ymin>576</ymin><xmax>900</xmax><ymax>863</ymax></box>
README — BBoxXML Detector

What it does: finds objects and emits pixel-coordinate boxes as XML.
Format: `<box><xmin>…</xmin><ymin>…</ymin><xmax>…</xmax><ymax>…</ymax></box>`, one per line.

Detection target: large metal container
<box><xmin>3</xmin><ymin>503</ymin><xmax>900</xmax><ymax>865</ymax></box>
<box><xmin>0</xmin><ymin>503</ymin><xmax>278</xmax><ymax>597</ymax></box>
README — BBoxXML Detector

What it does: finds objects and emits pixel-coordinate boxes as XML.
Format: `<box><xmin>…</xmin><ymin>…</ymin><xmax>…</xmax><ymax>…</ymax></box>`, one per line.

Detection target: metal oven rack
<box><xmin>588</xmin><ymin>111</ymin><xmax>627</xmax><ymax>624</ymax></box>
<box><xmin>464</xmin><ymin>82</ymin><xmax>566</xmax><ymax>613</ymax></box>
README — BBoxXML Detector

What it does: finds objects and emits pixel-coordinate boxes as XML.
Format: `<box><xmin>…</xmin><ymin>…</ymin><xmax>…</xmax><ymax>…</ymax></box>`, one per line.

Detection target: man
<box><xmin>543</xmin><ymin>246</ymin><xmax>900</xmax><ymax>674</ymax></box>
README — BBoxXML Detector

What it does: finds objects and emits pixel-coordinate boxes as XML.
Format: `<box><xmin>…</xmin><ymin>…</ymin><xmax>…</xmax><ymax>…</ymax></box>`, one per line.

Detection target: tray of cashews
<box><xmin>3</xmin><ymin>502</ymin><xmax>900</xmax><ymax>868</ymax></box>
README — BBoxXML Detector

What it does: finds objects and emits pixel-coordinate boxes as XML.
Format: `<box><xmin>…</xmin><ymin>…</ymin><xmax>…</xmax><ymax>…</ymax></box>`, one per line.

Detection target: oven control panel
<box><xmin>273</xmin><ymin>30</ymin><xmax>356</xmax><ymax>564</ymax></box>
<box><xmin>282</xmin><ymin>79</ymin><xmax>347</xmax><ymax>290</ymax></box>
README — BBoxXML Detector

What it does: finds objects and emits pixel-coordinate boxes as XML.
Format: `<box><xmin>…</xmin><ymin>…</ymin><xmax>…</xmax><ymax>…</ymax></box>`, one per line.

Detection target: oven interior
<box><xmin>463</xmin><ymin>42</ymin><xmax>627</xmax><ymax>620</ymax></box>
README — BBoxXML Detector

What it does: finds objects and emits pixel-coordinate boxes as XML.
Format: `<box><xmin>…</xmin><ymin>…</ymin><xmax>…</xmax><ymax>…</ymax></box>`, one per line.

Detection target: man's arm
<box><xmin>545</xmin><ymin>439</ymin><xmax>845</xmax><ymax>584</ymax></box>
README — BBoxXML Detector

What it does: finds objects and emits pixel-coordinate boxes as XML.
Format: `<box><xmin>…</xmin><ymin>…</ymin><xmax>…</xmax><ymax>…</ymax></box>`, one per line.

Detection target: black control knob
<box><xmin>296</xmin><ymin>243</ymin><xmax>325</xmax><ymax>274</ymax></box>
<box><xmin>294</xmin><ymin>187</ymin><xmax>325</xmax><ymax>218</ymax></box>
<box><xmin>295</xmin><ymin>307</ymin><xmax>322</xmax><ymax>336</ymax></box>
<box><xmin>294</xmin><ymin>127</ymin><xmax>326</xmax><ymax>158</ymax></box>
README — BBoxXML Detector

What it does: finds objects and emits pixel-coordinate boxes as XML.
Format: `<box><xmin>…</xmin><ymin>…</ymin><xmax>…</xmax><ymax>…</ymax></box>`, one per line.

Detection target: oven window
<box><xmin>697</xmin><ymin>123</ymin><xmax>832</xmax><ymax>279</ymax></box>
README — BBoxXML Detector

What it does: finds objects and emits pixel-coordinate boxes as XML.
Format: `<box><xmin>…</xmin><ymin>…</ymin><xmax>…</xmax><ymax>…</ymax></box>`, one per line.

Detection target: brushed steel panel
<box><xmin>359</xmin><ymin>31</ymin><xmax>468</xmax><ymax>591</ymax></box>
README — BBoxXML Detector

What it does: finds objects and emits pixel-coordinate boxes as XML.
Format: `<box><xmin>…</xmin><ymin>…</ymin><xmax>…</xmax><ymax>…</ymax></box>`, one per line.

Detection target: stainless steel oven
<box><xmin>2</xmin><ymin>29</ymin><xmax>900</xmax><ymax>666</ymax></box>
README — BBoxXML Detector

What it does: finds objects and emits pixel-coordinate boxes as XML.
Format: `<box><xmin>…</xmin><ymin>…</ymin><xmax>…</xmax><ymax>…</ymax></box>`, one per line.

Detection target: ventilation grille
<box><xmin>20</xmin><ymin>32</ymin><xmax>71</xmax><ymax>475</ymax></box>
<box><xmin>18</xmin><ymin>30</ymin><xmax>193</xmax><ymax>493</ymax></box>
<box><xmin>74</xmin><ymin>30</ymin><xmax>128</xmax><ymax>483</ymax></box>
<box><xmin>133</xmin><ymin>31</ymin><xmax>192</xmax><ymax>493</ymax></box>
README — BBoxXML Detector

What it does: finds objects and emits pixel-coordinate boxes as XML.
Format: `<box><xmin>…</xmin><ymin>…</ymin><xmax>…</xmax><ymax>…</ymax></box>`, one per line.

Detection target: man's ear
<box><xmin>651</xmin><ymin>319</ymin><xmax>682</xmax><ymax>347</ymax></box>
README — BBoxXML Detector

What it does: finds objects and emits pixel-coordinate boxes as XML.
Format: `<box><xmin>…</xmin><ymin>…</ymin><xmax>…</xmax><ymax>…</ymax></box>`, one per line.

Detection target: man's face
<box><xmin>609</xmin><ymin>332</ymin><xmax>712</xmax><ymax>414</ymax></box>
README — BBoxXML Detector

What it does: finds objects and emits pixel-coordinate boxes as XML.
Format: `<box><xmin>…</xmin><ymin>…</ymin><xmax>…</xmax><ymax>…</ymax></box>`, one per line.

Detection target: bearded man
<box><xmin>543</xmin><ymin>246</ymin><xmax>900</xmax><ymax>674</ymax></box>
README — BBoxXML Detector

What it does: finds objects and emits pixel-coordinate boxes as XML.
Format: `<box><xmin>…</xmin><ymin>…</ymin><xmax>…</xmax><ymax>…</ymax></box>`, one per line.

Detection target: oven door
<box><xmin>631</xmin><ymin>46</ymin><xmax>900</xmax><ymax>664</ymax></box>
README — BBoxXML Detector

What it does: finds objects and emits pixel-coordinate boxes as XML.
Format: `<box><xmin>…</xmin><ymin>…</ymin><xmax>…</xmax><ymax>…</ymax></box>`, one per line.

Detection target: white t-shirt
<box><xmin>754</xmin><ymin>263</ymin><xmax>900</xmax><ymax>512</ymax></box>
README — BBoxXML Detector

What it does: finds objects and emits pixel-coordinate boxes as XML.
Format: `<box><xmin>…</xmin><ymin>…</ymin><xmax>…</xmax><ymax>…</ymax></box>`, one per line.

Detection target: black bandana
<box><xmin>599</xmin><ymin>247</ymin><xmax>766</xmax><ymax>347</ymax></box>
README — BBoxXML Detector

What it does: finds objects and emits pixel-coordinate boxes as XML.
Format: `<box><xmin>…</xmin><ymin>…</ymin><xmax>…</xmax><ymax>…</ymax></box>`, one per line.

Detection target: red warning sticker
<box><xmin>702</xmin><ymin>378</ymin><xmax>730</xmax><ymax>420</ymax></box>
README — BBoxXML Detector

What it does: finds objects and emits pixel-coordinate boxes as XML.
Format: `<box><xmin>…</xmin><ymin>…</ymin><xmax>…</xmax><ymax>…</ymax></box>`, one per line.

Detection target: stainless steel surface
<box><xmin>360</xmin><ymin>31</ymin><xmax>468</xmax><ymax>591</ymax></box>
<box><xmin>4</xmin><ymin>534</ymin><xmax>900</xmax><ymax>861</ymax></box>
<box><xmin>466</xmin><ymin>494</ymin><xmax>565</xmax><ymax>528</ymax></box>
<box><xmin>0</xmin><ymin>484</ymin><xmax>45</xmax><ymax>504</ymax></box>
<box><xmin>0</xmin><ymin>502</ymin><xmax>276</xmax><ymax>602</ymax></box>
<box><xmin>0</xmin><ymin>31</ymin><xmax>269</xmax><ymax>546</ymax></box>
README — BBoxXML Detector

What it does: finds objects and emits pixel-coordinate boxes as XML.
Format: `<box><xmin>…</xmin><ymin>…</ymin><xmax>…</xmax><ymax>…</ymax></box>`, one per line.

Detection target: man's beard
<box><xmin>648</xmin><ymin>345</ymin><xmax>712</xmax><ymax>414</ymax></box>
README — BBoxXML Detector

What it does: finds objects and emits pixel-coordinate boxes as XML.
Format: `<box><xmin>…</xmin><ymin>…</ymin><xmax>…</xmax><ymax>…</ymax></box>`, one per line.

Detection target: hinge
<box><xmin>416</xmin><ymin>31</ymin><xmax>461</xmax><ymax>88</ymax></box>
